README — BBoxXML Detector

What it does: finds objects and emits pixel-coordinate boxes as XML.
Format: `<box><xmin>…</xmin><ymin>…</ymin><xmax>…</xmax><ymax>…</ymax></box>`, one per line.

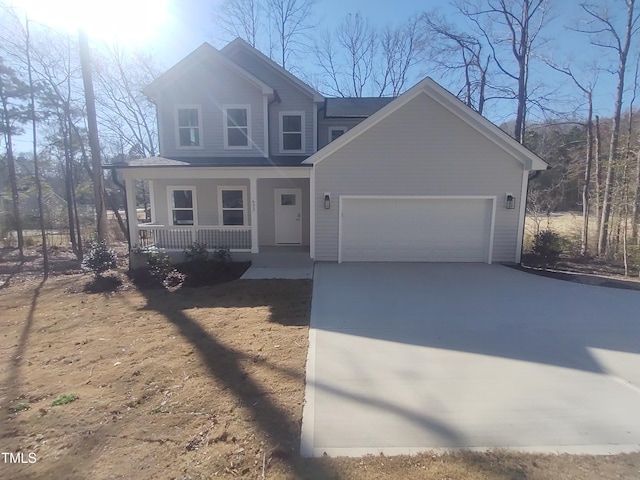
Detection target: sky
<box><xmin>6</xmin><ymin>0</ymin><xmax>632</xmax><ymax>151</ymax></box>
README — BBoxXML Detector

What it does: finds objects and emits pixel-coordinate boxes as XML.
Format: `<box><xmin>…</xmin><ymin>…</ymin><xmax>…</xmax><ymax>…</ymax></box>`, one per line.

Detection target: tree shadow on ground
<box><xmin>138</xmin><ymin>280</ymin><xmax>345</xmax><ymax>478</ymax></box>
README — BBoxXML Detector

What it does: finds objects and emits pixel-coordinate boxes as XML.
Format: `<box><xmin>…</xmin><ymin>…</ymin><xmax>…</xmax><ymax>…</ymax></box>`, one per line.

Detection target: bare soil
<box><xmin>2</xmin><ymin>247</ymin><xmax>640</xmax><ymax>479</ymax></box>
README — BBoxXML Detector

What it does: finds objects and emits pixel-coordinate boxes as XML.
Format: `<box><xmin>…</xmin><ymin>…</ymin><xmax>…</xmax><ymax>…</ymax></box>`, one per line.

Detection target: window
<box><xmin>280</xmin><ymin>112</ymin><xmax>305</xmax><ymax>152</ymax></box>
<box><xmin>176</xmin><ymin>106</ymin><xmax>201</xmax><ymax>148</ymax></box>
<box><xmin>218</xmin><ymin>187</ymin><xmax>247</xmax><ymax>226</ymax></box>
<box><xmin>224</xmin><ymin>105</ymin><xmax>250</xmax><ymax>148</ymax></box>
<box><xmin>329</xmin><ymin>127</ymin><xmax>347</xmax><ymax>142</ymax></box>
<box><xmin>168</xmin><ymin>187</ymin><xmax>196</xmax><ymax>225</ymax></box>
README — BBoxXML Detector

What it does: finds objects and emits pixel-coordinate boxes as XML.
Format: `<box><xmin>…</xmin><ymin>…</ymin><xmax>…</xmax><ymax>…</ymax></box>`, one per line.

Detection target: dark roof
<box><xmin>324</xmin><ymin>97</ymin><xmax>396</xmax><ymax>118</ymax></box>
<box><xmin>103</xmin><ymin>156</ymin><xmax>310</xmax><ymax>168</ymax></box>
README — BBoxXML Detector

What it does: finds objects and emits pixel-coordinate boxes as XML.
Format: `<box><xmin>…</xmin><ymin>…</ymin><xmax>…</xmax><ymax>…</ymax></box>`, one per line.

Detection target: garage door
<box><xmin>339</xmin><ymin>196</ymin><xmax>494</xmax><ymax>263</ymax></box>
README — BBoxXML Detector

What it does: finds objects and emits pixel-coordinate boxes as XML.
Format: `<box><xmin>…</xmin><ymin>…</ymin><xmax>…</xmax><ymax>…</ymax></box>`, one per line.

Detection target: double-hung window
<box><xmin>176</xmin><ymin>106</ymin><xmax>201</xmax><ymax>148</ymax></box>
<box><xmin>169</xmin><ymin>187</ymin><xmax>196</xmax><ymax>225</ymax></box>
<box><xmin>224</xmin><ymin>105</ymin><xmax>250</xmax><ymax>148</ymax></box>
<box><xmin>280</xmin><ymin>112</ymin><xmax>304</xmax><ymax>153</ymax></box>
<box><xmin>218</xmin><ymin>187</ymin><xmax>247</xmax><ymax>226</ymax></box>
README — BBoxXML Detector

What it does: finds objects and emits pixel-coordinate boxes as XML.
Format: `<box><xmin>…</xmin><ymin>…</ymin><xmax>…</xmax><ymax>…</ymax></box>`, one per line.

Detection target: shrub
<box><xmin>82</xmin><ymin>239</ymin><xmax>117</xmax><ymax>277</ymax></box>
<box><xmin>530</xmin><ymin>229</ymin><xmax>563</xmax><ymax>268</ymax></box>
<box><xmin>212</xmin><ymin>246</ymin><xmax>231</xmax><ymax>263</ymax></box>
<box><xmin>184</xmin><ymin>242</ymin><xmax>209</xmax><ymax>262</ymax></box>
<box><xmin>145</xmin><ymin>246</ymin><xmax>172</xmax><ymax>279</ymax></box>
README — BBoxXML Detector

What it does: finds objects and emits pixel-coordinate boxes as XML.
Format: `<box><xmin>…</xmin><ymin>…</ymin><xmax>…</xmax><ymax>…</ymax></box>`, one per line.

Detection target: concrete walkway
<box><xmin>241</xmin><ymin>249</ymin><xmax>314</xmax><ymax>279</ymax></box>
<box><xmin>301</xmin><ymin>263</ymin><xmax>640</xmax><ymax>457</ymax></box>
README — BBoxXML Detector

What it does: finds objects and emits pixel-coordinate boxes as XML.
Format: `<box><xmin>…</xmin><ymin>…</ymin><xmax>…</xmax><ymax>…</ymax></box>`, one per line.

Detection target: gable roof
<box><xmin>324</xmin><ymin>97</ymin><xmax>396</xmax><ymax>117</ymax></box>
<box><xmin>221</xmin><ymin>38</ymin><xmax>324</xmax><ymax>102</ymax></box>
<box><xmin>144</xmin><ymin>43</ymin><xmax>274</xmax><ymax>99</ymax></box>
<box><xmin>304</xmin><ymin>77</ymin><xmax>548</xmax><ymax>171</ymax></box>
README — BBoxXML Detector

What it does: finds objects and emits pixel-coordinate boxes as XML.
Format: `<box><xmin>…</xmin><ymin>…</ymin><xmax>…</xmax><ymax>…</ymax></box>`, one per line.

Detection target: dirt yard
<box><xmin>2</xmin><ymin>248</ymin><xmax>640</xmax><ymax>479</ymax></box>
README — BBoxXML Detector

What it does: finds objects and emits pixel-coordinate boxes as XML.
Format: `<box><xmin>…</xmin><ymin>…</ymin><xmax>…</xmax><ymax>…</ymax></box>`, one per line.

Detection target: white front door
<box><xmin>275</xmin><ymin>188</ymin><xmax>302</xmax><ymax>245</ymax></box>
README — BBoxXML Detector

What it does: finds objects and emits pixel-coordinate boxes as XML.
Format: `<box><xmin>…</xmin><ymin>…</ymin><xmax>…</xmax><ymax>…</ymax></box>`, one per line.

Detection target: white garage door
<box><xmin>340</xmin><ymin>196</ymin><xmax>494</xmax><ymax>263</ymax></box>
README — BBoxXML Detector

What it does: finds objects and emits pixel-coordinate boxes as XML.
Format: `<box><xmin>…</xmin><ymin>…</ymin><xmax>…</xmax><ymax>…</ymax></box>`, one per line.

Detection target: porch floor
<box><xmin>241</xmin><ymin>246</ymin><xmax>314</xmax><ymax>279</ymax></box>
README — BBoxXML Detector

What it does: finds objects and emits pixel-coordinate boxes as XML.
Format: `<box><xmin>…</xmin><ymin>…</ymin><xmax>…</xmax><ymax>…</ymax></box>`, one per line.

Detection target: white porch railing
<box><xmin>137</xmin><ymin>224</ymin><xmax>252</xmax><ymax>251</ymax></box>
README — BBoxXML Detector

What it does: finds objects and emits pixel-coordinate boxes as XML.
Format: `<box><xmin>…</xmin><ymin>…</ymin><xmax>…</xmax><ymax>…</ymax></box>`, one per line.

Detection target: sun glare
<box><xmin>10</xmin><ymin>0</ymin><xmax>168</xmax><ymax>45</ymax></box>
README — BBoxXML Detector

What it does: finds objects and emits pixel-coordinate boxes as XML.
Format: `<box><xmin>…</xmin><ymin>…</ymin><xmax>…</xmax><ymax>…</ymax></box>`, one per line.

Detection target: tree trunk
<box><xmin>79</xmin><ymin>29</ymin><xmax>108</xmax><ymax>242</ymax></box>
<box><xmin>632</xmin><ymin>146</ymin><xmax>640</xmax><ymax>242</ymax></box>
<box><xmin>0</xmin><ymin>91</ymin><xmax>24</xmax><ymax>260</ymax></box>
<box><xmin>594</xmin><ymin>115</ymin><xmax>602</xmax><ymax>232</ymax></box>
<box><xmin>25</xmin><ymin>16</ymin><xmax>48</xmax><ymax>275</ymax></box>
<box><xmin>581</xmin><ymin>94</ymin><xmax>594</xmax><ymax>256</ymax></box>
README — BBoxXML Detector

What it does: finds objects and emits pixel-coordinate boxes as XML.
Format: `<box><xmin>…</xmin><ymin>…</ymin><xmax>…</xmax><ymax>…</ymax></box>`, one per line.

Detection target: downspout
<box><xmin>267</xmin><ymin>90</ymin><xmax>281</xmax><ymax>157</ymax></box>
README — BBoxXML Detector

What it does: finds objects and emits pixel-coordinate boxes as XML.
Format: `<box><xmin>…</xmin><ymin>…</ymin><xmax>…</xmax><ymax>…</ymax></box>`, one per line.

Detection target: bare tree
<box><xmin>578</xmin><ymin>0</ymin><xmax>639</xmax><ymax>256</ymax></box>
<box><xmin>266</xmin><ymin>0</ymin><xmax>316</xmax><ymax>69</ymax></box>
<box><xmin>78</xmin><ymin>29</ymin><xmax>108</xmax><ymax>242</ymax></box>
<box><xmin>378</xmin><ymin>16</ymin><xmax>424</xmax><ymax>96</ymax></box>
<box><xmin>215</xmin><ymin>0</ymin><xmax>262</xmax><ymax>47</ymax></box>
<box><xmin>423</xmin><ymin>10</ymin><xmax>490</xmax><ymax>113</ymax></box>
<box><xmin>459</xmin><ymin>0</ymin><xmax>549</xmax><ymax>144</ymax></box>
<box><xmin>337</xmin><ymin>13</ymin><xmax>376</xmax><ymax>97</ymax></box>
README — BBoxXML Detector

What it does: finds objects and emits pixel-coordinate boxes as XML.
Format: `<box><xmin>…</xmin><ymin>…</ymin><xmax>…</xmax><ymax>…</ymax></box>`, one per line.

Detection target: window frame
<box><xmin>279</xmin><ymin>111</ymin><xmax>305</xmax><ymax>153</ymax></box>
<box><xmin>167</xmin><ymin>186</ymin><xmax>197</xmax><ymax>226</ymax></box>
<box><xmin>328</xmin><ymin>126</ymin><xmax>347</xmax><ymax>143</ymax></box>
<box><xmin>217</xmin><ymin>186</ymin><xmax>248</xmax><ymax>226</ymax></box>
<box><xmin>223</xmin><ymin>104</ymin><xmax>252</xmax><ymax>150</ymax></box>
<box><xmin>175</xmin><ymin>105</ymin><xmax>203</xmax><ymax>150</ymax></box>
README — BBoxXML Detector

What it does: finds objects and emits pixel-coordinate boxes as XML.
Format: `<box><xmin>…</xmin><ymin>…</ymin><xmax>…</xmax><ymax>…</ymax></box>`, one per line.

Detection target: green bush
<box><xmin>184</xmin><ymin>242</ymin><xmax>209</xmax><ymax>262</ymax></box>
<box><xmin>82</xmin><ymin>239</ymin><xmax>117</xmax><ymax>277</ymax></box>
<box><xmin>530</xmin><ymin>229</ymin><xmax>564</xmax><ymax>268</ymax></box>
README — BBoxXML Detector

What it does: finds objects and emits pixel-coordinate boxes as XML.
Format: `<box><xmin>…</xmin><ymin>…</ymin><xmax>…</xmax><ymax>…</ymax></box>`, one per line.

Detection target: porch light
<box><xmin>324</xmin><ymin>193</ymin><xmax>331</xmax><ymax>209</ymax></box>
<box><xmin>505</xmin><ymin>193</ymin><xmax>516</xmax><ymax>209</ymax></box>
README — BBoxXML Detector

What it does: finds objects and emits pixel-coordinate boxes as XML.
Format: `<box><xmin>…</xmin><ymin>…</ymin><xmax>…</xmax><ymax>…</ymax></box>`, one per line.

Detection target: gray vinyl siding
<box><xmin>152</xmin><ymin>178</ymin><xmax>251</xmax><ymax>227</ymax></box>
<box><xmin>156</xmin><ymin>60</ymin><xmax>265</xmax><ymax>158</ymax></box>
<box><xmin>224</xmin><ymin>48</ymin><xmax>315</xmax><ymax>156</ymax></box>
<box><xmin>257</xmin><ymin>178</ymin><xmax>310</xmax><ymax>246</ymax></box>
<box><xmin>317</xmin><ymin>117</ymin><xmax>363</xmax><ymax>149</ymax></box>
<box><xmin>314</xmin><ymin>92</ymin><xmax>525</xmax><ymax>263</ymax></box>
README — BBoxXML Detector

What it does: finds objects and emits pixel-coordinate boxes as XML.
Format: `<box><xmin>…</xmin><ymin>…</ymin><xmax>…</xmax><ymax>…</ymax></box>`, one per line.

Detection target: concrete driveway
<box><xmin>300</xmin><ymin>263</ymin><xmax>640</xmax><ymax>457</ymax></box>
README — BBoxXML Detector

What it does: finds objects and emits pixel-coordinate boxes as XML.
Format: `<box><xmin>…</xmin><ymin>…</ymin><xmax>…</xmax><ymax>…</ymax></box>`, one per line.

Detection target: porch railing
<box><xmin>137</xmin><ymin>225</ymin><xmax>251</xmax><ymax>251</ymax></box>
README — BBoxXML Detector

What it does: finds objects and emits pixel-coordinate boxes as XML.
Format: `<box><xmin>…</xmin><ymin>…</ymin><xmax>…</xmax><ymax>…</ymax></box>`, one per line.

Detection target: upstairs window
<box><xmin>280</xmin><ymin>112</ymin><xmax>305</xmax><ymax>153</ymax></box>
<box><xmin>176</xmin><ymin>107</ymin><xmax>201</xmax><ymax>148</ymax></box>
<box><xmin>329</xmin><ymin>127</ymin><xmax>347</xmax><ymax>142</ymax></box>
<box><xmin>169</xmin><ymin>187</ymin><xmax>196</xmax><ymax>225</ymax></box>
<box><xmin>224</xmin><ymin>105</ymin><xmax>250</xmax><ymax>148</ymax></box>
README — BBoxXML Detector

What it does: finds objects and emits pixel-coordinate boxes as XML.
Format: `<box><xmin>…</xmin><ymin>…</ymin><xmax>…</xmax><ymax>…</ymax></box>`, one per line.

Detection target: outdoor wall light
<box><xmin>324</xmin><ymin>193</ymin><xmax>331</xmax><ymax>209</ymax></box>
<box><xmin>505</xmin><ymin>193</ymin><xmax>516</xmax><ymax>209</ymax></box>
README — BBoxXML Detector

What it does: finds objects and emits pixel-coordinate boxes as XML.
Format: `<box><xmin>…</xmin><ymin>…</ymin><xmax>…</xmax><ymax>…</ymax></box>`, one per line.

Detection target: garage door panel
<box><xmin>340</xmin><ymin>197</ymin><xmax>492</xmax><ymax>262</ymax></box>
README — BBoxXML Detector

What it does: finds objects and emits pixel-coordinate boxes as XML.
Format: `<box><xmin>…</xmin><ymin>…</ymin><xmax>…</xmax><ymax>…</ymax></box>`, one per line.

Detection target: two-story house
<box><xmin>109</xmin><ymin>38</ymin><xmax>547</xmax><ymax>265</ymax></box>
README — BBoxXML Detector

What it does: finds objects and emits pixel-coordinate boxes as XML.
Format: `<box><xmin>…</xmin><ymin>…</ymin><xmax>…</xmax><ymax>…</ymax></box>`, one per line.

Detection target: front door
<box><xmin>275</xmin><ymin>188</ymin><xmax>302</xmax><ymax>245</ymax></box>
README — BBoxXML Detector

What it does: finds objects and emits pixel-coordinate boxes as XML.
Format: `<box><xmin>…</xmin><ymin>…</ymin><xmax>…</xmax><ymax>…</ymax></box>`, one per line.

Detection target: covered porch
<box><xmin>118</xmin><ymin>164</ymin><xmax>312</xmax><ymax>257</ymax></box>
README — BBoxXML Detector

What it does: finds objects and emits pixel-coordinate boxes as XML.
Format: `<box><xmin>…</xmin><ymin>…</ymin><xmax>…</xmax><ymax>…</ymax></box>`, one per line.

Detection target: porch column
<box><xmin>250</xmin><ymin>177</ymin><xmax>259</xmax><ymax>253</ymax></box>
<box><xmin>124</xmin><ymin>176</ymin><xmax>138</xmax><ymax>248</ymax></box>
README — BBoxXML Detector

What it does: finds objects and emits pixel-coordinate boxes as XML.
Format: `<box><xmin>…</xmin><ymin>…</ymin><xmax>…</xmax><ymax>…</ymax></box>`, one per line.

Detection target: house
<box><xmin>107</xmin><ymin>38</ymin><xmax>548</xmax><ymax>265</ymax></box>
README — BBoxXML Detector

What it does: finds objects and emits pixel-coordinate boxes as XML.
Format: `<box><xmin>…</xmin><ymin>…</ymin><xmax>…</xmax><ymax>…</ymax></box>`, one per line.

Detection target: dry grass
<box><xmin>1</xmin><ymin>256</ymin><xmax>640</xmax><ymax>479</ymax></box>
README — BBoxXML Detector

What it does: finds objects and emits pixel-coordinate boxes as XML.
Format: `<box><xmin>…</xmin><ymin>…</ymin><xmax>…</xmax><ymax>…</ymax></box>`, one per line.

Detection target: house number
<box><xmin>252</xmin><ymin>200</ymin><xmax>256</xmax><ymax>212</ymax></box>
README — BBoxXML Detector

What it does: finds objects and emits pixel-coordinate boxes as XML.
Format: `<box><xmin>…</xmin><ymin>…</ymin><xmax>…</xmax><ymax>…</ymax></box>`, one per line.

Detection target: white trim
<box><xmin>279</xmin><ymin>111</ymin><xmax>306</xmax><ymax>154</ymax></box>
<box><xmin>274</xmin><ymin>188</ymin><xmax>303</xmax><ymax>245</ymax></box>
<box><xmin>223</xmin><ymin>104</ymin><xmax>252</xmax><ymax>150</ymax></box>
<box><xmin>338</xmin><ymin>195</ymin><xmax>496</xmax><ymax>264</ymax></box>
<box><xmin>120</xmin><ymin>166</ymin><xmax>311</xmax><ymax>180</ymax></box>
<box><xmin>328</xmin><ymin>126</ymin><xmax>347</xmax><ymax>142</ymax></box>
<box><xmin>148</xmin><ymin>180</ymin><xmax>156</xmax><ymax>223</ymax></box>
<box><xmin>125</xmin><ymin>179</ymin><xmax>138</xmax><ymax>247</ymax></box>
<box><xmin>144</xmin><ymin>43</ymin><xmax>273</xmax><ymax>98</ymax></box>
<box><xmin>303</xmin><ymin>78</ymin><xmax>548</xmax><ymax>171</ymax></box>
<box><xmin>515</xmin><ymin>169</ymin><xmax>529</xmax><ymax>263</ymax></box>
<box><xmin>217</xmin><ymin>185</ymin><xmax>248</xmax><ymax>226</ymax></box>
<box><xmin>167</xmin><ymin>186</ymin><xmax>198</xmax><ymax>226</ymax></box>
<box><xmin>249</xmin><ymin>178</ymin><xmax>259</xmax><ymax>253</ymax></box>
<box><xmin>221</xmin><ymin>38</ymin><xmax>324</xmax><ymax>102</ymax></box>
<box><xmin>263</xmin><ymin>96</ymin><xmax>269</xmax><ymax>157</ymax></box>
<box><xmin>175</xmin><ymin>105</ymin><xmax>203</xmax><ymax>150</ymax></box>
<box><xmin>309</xmin><ymin>167</ymin><xmax>316</xmax><ymax>259</ymax></box>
